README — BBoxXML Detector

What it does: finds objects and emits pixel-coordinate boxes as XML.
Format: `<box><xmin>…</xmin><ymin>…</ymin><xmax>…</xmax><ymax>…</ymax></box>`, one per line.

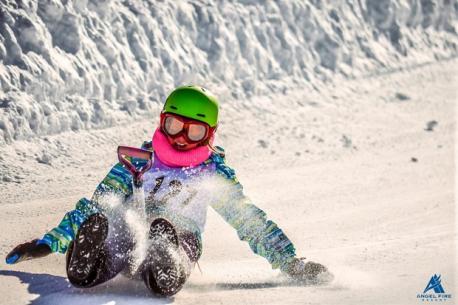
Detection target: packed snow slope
<box><xmin>0</xmin><ymin>0</ymin><xmax>457</xmax><ymax>144</ymax></box>
<box><xmin>0</xmin><ymin>57</ymin><xmax>455</xmax><ymax>305</ymax></box>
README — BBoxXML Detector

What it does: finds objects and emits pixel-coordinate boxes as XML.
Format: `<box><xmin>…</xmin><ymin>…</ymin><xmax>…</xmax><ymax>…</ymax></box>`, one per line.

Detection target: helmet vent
<box><xmin>197</xmin><ymin>113</ymin><xmax>206</xmax><ymax>117</ymax></box>
<box><xmin>170</xmin><ymin>106</ymin><xmax>178</xmax><ymax>110</ymax></box>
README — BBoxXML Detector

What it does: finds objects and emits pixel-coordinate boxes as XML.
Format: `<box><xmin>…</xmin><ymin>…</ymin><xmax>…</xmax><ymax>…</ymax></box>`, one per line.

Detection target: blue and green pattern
<box><xmin>93</xmin><ymin>162</ymin><xmax>133</xmax><ymax>201</ymax></box>
<box><xmin>210</xmin><ymin>150</ymin><xmax>296</xmax><ymax>270</ymax></box>
<box><xmin>37</xmin><ymin>198</ymin><xmax>98</xmax><ymax>253</ymax></box>
<box><xmin>39</xmin><ymin>143</ymin><xmax>296</xmax><ymax>270</ymax></box>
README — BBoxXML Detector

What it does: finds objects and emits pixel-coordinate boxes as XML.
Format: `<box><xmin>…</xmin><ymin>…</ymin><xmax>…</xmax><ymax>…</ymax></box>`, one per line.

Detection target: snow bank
<box><xmin>0</xmin><ymin>0</ymin><xmax>456</xmax><ymax>144</ymax></box>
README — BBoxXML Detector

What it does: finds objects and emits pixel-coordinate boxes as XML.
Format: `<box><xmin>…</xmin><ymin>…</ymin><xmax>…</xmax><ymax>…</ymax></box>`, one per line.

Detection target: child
<box><xmin>6</xmin><ymin>85</ymin><xmax>331</xmax><ymax>297</ymax></box>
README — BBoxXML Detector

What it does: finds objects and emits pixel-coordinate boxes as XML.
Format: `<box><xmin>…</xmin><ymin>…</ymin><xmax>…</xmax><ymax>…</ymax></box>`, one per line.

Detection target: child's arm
<box><xmin>209</xmin><ymin>152</ymin><xmax>296</xmax><ymax>271</ymax></box>
<box><xmin>209</xmin><ymin>151</ymin><xmax>331</xmax><ymax>283</ymax></box>
<box><xmin>5</xmin><ymin>162</ymin><xmax>133</xmax><ymax>264</ymax></box>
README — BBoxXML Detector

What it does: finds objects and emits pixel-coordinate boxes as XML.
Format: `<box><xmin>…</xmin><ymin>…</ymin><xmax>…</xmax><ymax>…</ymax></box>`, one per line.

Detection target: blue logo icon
<box><xmin>424</xmin><ymin>274</ymin><xmax>445</xmax><ymax>294</ymax></box>
<box><xmin>417</xmin><ymin>274</ymin><xmax>452</xmax><ymax>302</ymax></box>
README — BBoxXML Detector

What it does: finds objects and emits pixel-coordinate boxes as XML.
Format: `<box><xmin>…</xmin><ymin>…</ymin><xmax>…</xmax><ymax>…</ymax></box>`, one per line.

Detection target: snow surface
<box><xmin>0</xmin><ymin>0</ymin><xmax>457</xmax><ymax>144</ymax></box>
<box><xmin>0</xmin><ymin>1</ymin><xmax>456</xmax><ymax>304</ymax></box>
<box><xmin>0</xmin><ymin>57</ymin><xmax>456</xmax><ymax>304</ymax></box>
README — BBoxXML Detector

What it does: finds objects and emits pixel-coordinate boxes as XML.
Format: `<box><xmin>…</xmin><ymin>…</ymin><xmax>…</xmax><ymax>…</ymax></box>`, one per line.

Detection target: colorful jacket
<box><xmin>38</xmin><ymin>142</ymin><xmax>296</xmax><ymax>270</ymax></box>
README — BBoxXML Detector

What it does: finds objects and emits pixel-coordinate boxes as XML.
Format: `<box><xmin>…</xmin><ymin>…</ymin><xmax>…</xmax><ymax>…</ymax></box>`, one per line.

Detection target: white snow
<box><xmin>0</xmin><ymin>57</ymin><xmax>455</xmax><ymax>304</ymax></box>
<box><xmin>0</xmin><ymin>1</ymin><xmax>456</xmax><ymax>304</ymax></box>
<box><xmin>0</xmin><ymin>0</ymin><xmax>457</xmax><ymax>144</ymax></box>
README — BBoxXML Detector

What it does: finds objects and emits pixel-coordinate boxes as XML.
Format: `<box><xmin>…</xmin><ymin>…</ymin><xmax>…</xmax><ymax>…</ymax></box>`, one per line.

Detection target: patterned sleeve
<box><xmin>38</xmin><ymin>160</ymin><xmax>134</xmax><ymax>253</ymax></box>
<box><xmin>208</xmin><ymin>149</ymin><xmax>296</xmax><ymax>270</ymax></box>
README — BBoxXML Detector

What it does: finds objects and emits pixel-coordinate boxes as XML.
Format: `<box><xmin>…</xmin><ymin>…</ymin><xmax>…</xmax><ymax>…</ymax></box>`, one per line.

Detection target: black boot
<box><xmin>66</xmin><ymin>213</ymin><xmax>109</xmax><ymax>287</ymax></box>
<box><xmin>178</xmin><ymin>231</ymin><xmax>202</xmax><ymax>263</ymax></box>
<box><xmin>142</xmin><ymin>218</ymin><xmax>187</xmax><ymax>297</ymax></box>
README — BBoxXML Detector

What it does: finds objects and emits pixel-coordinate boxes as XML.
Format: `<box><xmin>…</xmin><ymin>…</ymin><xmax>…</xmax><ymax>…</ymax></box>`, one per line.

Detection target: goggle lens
<box><xmin>164</xmin><ymin>116</ymin><xmax>184</xmax><ymax>135</ymax></box>
<box><xmin>188</xmin><ymin>124</ymin><xmax>207</xmax><ymax>141</ymax></box>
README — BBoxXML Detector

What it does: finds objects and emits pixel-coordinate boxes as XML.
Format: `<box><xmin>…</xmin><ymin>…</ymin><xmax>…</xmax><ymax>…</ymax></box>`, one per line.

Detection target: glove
<box><xmin>5</xmin><ymin>239</ymin><xmax>52</xmax><ymax>264</ymax></box>
<box><xmin>282</xmin><ymin>257</ymin><xmax>333</xmax><ymax>284</ymax></box>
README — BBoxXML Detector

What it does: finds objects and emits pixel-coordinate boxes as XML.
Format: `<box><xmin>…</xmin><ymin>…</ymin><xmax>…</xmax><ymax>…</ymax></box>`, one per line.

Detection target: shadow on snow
<box><xmin>0</xmin><ymin>270</ymin><xmax>321</xmax><ymax>304</ymax></box>
<box><xmin>0</xmin><ymin>270</ymin><xmax>171</xmax><ymax>305</ymax></box>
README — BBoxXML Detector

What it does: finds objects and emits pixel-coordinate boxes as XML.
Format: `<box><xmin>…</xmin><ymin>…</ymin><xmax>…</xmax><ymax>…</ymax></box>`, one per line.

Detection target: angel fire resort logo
<box><xmin>417</xmin><ymin>274</ymin><xmax>452</xmax><ymax>302</ymax></box>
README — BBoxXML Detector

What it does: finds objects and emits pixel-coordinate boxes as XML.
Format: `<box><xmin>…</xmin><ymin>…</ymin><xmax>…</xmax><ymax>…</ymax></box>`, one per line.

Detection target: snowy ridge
<box><xmin>0</xmin><ymin>0</ymin><xmax>456</xmax><ymax>144</ymax></box>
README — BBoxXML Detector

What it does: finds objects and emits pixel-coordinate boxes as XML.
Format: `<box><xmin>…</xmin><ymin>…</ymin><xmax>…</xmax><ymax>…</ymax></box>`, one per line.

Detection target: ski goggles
<box><xmin>160</xmin><ymin>113</ymin><xmax>215</xmax><ymax>143</ymax></box>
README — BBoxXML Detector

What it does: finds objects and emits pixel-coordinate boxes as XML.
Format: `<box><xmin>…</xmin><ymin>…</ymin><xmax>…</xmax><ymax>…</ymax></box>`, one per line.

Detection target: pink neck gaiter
<box><xmin>152</xmin><ymin>128</ymin><xmax>212</xmax><ymax>168</ymax></box>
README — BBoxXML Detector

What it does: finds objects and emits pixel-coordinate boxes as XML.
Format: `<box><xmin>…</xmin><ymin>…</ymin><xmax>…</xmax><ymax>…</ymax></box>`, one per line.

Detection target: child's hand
<box><xmin>282</xmin><ymin>257</ymin><xmax>333</xmax><ymax>284</ymax></box>
<box><xmin>5</xmin><ymin>239</ymin><xmax>52</xmax><ymax>264</ymax></box>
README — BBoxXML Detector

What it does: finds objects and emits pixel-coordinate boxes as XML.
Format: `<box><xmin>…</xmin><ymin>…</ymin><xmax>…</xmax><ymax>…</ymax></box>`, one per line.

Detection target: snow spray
<box><xmin>117</xmin><ymin>146</ymin><xmax>153</xmax><ymax>271</ymax></box>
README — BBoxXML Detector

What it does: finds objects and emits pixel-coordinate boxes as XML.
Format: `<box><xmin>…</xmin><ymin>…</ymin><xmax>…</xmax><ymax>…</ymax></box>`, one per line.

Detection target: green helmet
<box><xmin>162</xmin><ymin>85</ymin><xmax>219</xmax><ymax>127</ymax></box>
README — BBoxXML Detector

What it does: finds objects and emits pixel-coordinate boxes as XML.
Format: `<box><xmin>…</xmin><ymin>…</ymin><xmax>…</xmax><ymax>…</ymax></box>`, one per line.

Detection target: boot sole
<box><xmin>143</xmin><ymin>218</ymin><xmax>184</xmax><ymax>297</ymax></box>
<box><xmin>67</xmin><ymin>213</ymin><xmax>109</xmax><ymax>285</ymax></box>
<box><xmin>149</xmin><ymin>218</ymin><xmax>179</xmax><ymax>247</ymax></box>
